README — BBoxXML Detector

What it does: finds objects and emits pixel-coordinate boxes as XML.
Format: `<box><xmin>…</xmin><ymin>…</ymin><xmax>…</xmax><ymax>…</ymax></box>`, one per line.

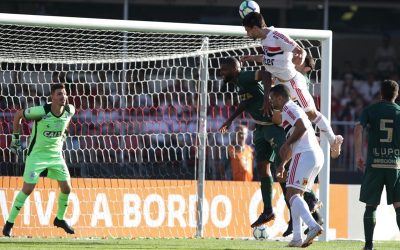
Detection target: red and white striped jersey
<box><xmin>261</xmin><ymin>27</ymin><xmax>298</xmax><ymax>80</ymax></box>
<box><xmin>281</xmin><ymin>100</ymin><xmax>320</xmax><ymax>154</ymax></box>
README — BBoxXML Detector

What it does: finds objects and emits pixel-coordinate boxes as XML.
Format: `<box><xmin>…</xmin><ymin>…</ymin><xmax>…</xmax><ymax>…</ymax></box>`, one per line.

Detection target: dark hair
<box><xmin>242</xmin><ymin>12</ymin><xmax>266</xmax><ymax>28</ymax></box>
<box><xmin>51</xmin><ymin>83</ymin><xmax>65</xmax><ymax>94</ymax></box>
<box><xmin>381</xmin><ymin>79</ymin><xmax>399</xmax><ymax>101</ymax></box>
<box><xmin>270</xmin><ymin>84</ymin><xmax>290</xmax><ymax>100</ymax></box>
<box><xmin>221</xmin><ymin>57</ymin><xmax>240</xmax><ymax>67</ymax></box>
<box><xmin>304</xmin><ymin>54</ymin><xmax>315</xmax><ymax>71</ymax></box>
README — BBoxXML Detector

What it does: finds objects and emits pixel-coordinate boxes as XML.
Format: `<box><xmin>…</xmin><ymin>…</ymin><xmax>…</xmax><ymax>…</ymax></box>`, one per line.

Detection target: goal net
<box><xmin>0</xmin><ymin>14</ymin><xmax>332</xmax><ymax>239</ymax></box>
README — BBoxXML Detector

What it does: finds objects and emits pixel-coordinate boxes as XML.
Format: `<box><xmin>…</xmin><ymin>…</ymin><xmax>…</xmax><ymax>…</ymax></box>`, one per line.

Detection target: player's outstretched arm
<box><xmin>218</xmin><ymin>102</ymin><xmax>247</xmax><ymax>133</ymax></box>
<box><xmin>354</xmin><ymin>123</ymin><xmax>365</xmax><ymax>171</ymax></box>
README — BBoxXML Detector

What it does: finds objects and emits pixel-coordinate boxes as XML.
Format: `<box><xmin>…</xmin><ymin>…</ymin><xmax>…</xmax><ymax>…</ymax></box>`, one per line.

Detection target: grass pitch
<box><xmin>0</xmin><ymin>238</ymin><xmax>399</xmax><ymax>250</ymax></box>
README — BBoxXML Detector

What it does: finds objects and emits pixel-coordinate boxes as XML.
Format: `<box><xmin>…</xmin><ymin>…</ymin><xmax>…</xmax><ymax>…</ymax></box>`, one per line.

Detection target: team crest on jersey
<box><xmin>302</xmin><ymin>178</ymin><xmax>308</xmax><ymax>186</ymax></box>
<box><xmin>268</xmin><ymin>138</ymin><xmax>277</xmax><ymax>148</ymax></box>
<box><xmin>239</xmin><ymin>93</ymin><xmax>253</xmax><ymax>101</ymax></box>
<box><xmin>29</xmin><ymin>171</ymin><xmax>37</xmax><ymax>179</ymax></box>
<box><xmin>54</xmin><ymin>120</ymin><xmax>63</xmax><ymax>129</ymax></box>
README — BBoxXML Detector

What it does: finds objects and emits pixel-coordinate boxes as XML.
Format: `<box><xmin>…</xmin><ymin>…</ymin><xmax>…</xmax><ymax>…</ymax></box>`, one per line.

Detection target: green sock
<box><xmin>56</xmin><ymin>192</ymin><xmax>69</xmax><ymax>220</ymax></box>
<box><xmin>261</xmin><ymin>176</ymin><xmax>273</xmax><ymax>213</ymax></box>
<box><xmin>363</xmin><ymin>206</ymin><xmax>376</xmax><ymax>246</ymax></box>
<box><xmin>8</xmin><ymin>191</ymin><xmax>29</xmax><ymax>223</ymax></box>
<box><xmin>396</xmin><ymin>207</ymin><xmax>400</xmax><ymax>231</ymax></box>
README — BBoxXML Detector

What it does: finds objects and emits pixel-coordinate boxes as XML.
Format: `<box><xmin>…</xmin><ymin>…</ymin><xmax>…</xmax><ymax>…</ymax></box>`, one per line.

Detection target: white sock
<box><xmin>289</xmin><ymin>195</ymin><xmax>303</xmax><ymax>241</ymax></box>
<box><xmin>312</xmin><ymin>111</ymin><xmax>335</xmax><ymax>144</ymax></box>
<box><xmin>291</xmin><ymin>194</ymin><xmax>318</xmax><ymax>229</ymax></box>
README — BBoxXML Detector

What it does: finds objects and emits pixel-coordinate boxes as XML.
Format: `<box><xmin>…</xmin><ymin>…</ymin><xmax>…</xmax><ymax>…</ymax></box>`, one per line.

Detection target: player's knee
<box><xmin>365</xmin><ymin>205</ymin><xmax>377</xmax><ymax>212</ymax></box>
<box><xmin>285</xmin><ymin>190</ymin><xmax>296</xmax><ymax>203</ymax></box>
<box><xmin>62</xmin><ymin>187</ymin><xmax>71</xmax><ymax>194</ymax></box>
<box><xmin>22</xmin><ymin>183</ymin><xmax>36</xmax><ymax>196</ymax></box>
<box><xmin>60</xmin><ymin>185</ymin><xmax>72</xmax><ymax>194</ymax></box>
<box><xmin>22</xmin><ymin>189</ymin><xmax>33</xmax><ymax>196</ymax></box>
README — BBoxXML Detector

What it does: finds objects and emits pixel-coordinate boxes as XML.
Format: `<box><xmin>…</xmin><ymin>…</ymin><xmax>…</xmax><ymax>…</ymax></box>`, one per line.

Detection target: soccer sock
<box><xmin>7</xmin><ymin>191</ymin><xmax>29</xmax><ymax>223</ymax></box>
<box><xmin>395</xmin><ymin>207</ymin><xmax>400</xmax><ymax>231</ymax></box>
<box><xmin>261</xmin><ymin>176</ymin><xmax>273</xmax><ymax>214</ymax></box>
<box><xmin>289</xmin><ymin>194</ymin><xmax>302</xmax><ymax>240</ymax></box>
<box><xmin>56</xmin><ymin>192</ymin><xmax>70</xmax><ymax>220</ymax></box>
<box><xmin>363</xmin><ymin>206</ymin><xmax>376</xmax><ymax>247</ymax></box>
<box><xmin>312</xmin><ymin>111</ymin><xmax>335</xmax><ymax>144</ymax></box>
<box><xmin>291</xmin><ymin>194</ymin><xmax>318</xmax><ymax>228</ymax></box>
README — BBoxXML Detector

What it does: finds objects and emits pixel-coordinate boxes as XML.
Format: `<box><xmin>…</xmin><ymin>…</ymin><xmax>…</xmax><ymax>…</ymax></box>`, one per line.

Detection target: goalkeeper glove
<box><xmin>10</xmin><ymin>133</ymin><xmax>21</xmax><ymax>154</ymax></box>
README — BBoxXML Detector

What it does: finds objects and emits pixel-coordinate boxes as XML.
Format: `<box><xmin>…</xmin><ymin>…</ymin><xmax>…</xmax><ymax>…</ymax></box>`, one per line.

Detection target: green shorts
<box><xmin>23</xmin><ymin>155</ymin><xmax>70</xmax><ymax>184</ymax></box>
<box><xmin>253</xmin><ymin>124</ymin><xmax>285</xmax><ymax>163</ymax></box>
<box><xmin>359</xmin><ymin>167</ymin><xmax>400</xmax><ymax>205</ymax></box>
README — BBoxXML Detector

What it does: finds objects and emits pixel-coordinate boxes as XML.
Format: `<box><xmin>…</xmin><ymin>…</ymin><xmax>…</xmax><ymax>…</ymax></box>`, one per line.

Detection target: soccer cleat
<box><xmin>2</xmin><ymin>221</ymin><xmax>14</xmax><ymax>237</ymax></box>
<box><xmin>287</xmin><ymin>238</ymin><xmax>303</xmax><ymax>247</ymax></box>
<box><xmin>304</xmin><ymin>211</ymin><xmax>323</xmax><ymax>235</ymax></box>
<box><xmin>250</xmin><ymin>211</ymin><xmax>275</xmax><ymax>228</ymax></box>
<box><xmin>301</xmin><ymin>224</ymin><xmax>323</xmax><ymax>248</ymax></box>
<box><xmin>282</xmin><ymin>221</ymin><xmax>293</xmax><ymax>237</ymax></box>
<box><xmin>330</xmin><ymin>135</ymin><xmax>344</xmax><ymax>159</ymax></box>
<box><xmin>363</xmin><ymin>244</ymin><xmax>374</xmax><ymax>250</ymax></box>
<box><xmin>53</xmin><ymin>217</ymin><xmax>75</xmax><ymax>234</ymax></box>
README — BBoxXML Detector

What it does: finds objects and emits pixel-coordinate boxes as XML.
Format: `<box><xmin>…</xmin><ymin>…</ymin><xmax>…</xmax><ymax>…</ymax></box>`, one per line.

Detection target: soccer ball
<box><xmin>239</xmin><ymin>1</ymin><xmax>260</xmax><ymax>19</ymax></box>
<box><xmin>253</xmin><ymin>225</ymin><xmax>268</xmax><ymax>240</ymax></box>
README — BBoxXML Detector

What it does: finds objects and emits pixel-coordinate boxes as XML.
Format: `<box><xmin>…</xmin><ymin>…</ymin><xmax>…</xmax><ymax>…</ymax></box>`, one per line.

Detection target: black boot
<box><xmin>2</xmin><ymin>221</ymin><xmax>13</xmax><ymax>237</ymax></box>
<box><xmin>54</xmin><ymin>217</ymin><xmax>75</xmax><ymax>234</ymax></box>
<box><xmin>251</xmin><ymin>211</ymin><xmax>275</xmax><ymax>228</ymax></box>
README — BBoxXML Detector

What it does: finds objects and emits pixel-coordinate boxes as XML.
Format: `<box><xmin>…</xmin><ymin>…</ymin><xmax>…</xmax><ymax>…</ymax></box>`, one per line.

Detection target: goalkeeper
<box><xmin>3</xmin><ymin>83</ymin><xmax>75</xmax><ymax>237</ymax></box>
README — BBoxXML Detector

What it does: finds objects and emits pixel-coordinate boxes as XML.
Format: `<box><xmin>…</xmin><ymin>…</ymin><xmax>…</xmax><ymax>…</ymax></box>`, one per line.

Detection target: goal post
<box><xmin>0</xmin><ymin>13</ymin><xmax>332</xmax><ymax>240</ymax></box>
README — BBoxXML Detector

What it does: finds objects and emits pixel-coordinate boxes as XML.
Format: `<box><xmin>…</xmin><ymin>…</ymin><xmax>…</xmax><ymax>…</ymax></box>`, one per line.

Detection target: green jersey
<box><xmin>237</xmin><ymin>71</ymin><xmax>273</xmax><ymax>125</ymax></box>
<box><xmin>359</xmin><ymin>101</ymin><xmax>400</xmax><ymax>169</ymax></box>
<box><xmin>24</xmin><ymin>103</ymin><xmax>75</xmax><ymax>157</ymax></box>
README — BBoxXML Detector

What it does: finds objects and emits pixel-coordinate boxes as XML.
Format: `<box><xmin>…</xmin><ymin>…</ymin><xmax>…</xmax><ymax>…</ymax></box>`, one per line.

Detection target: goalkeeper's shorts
<box><xmin>23</xmin><ymin>155</ymin><xmax>70</xmax><ymax>184</ymax></box>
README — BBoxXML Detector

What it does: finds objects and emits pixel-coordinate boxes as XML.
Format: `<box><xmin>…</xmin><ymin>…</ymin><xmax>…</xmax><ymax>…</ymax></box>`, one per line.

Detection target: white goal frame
<box><xmin>0</xmin><ymin>13</ymin><xmax>332</xmax><ymax>241</ymax></box>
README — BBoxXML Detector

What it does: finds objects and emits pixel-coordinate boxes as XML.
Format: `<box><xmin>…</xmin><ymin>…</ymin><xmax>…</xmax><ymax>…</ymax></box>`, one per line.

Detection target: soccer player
<box><xmin>218</xmin><ymin>57</ymin><xmax>286</xmax><ymax>227</ymax></box>
<box><xmin>2</xmin><ymin>83</ymin><xmax>75</xmax><ymax>237</ymax></box>
<box><xmin>354</xmin><ymin>79</ymin><xmax>400</xmax><ymax>250</ymax></box>
<box><xmin>269</xmin><ymin>84</ymin><xmax>324</xmax><ymax>247</ymax></box>
<box><xmin>241</xmin><ymin>12</ymin><xmax>343</xmax><ymax>159</ymax></box>
<box><xmin>280</xmin><ymin>53</ymin><xmax>323</xmax><ymax>237</ymax></box>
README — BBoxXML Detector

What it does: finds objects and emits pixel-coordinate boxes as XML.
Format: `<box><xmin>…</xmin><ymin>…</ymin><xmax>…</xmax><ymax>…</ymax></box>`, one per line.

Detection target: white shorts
<box><xmin>276</xmin><ymin>73</ymin><xmax>316</xmax><ymax>112</ymax></box>
<box><xmin>286</xmin><ymin>150</ymin><xmax>324</xmax><ymax>192</ymax></box>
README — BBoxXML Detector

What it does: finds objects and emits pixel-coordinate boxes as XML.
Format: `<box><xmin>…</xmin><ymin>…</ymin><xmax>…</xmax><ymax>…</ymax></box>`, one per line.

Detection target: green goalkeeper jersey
<box><xmin>24</xmin><ymin>103</ymin><xmax>75</xmax><ymax>157</ymax></box>
<box><xmin>358</xmin><ymin>101</ymin><xmax>400</xmax><ymax>169</ymax></box>
<box><xmin>237</xmin><ymin>71</ymin><xmax>273</xmax><ymax>125</ymax></box>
